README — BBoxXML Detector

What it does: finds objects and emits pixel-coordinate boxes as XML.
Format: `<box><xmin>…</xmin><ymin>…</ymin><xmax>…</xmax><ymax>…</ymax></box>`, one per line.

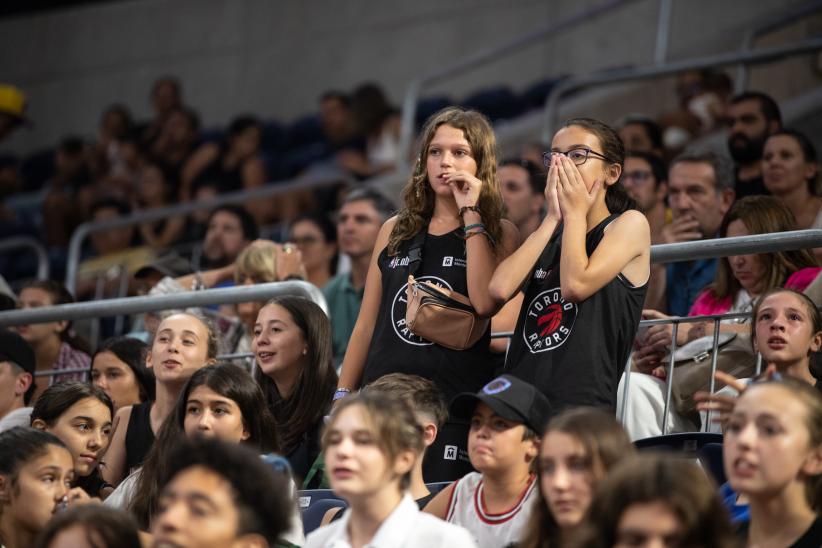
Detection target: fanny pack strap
<box><xmin>407</xmin><ymin>230</ymin><xmax>427</xmax><ymax>278</ymax></box>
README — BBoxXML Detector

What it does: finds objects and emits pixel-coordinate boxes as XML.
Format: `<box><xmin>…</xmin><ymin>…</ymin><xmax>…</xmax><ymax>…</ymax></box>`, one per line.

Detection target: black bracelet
<box><xmin>459</xmin><ymin>205</ymin><xmax>480</xmax><ymax>217</ymax></box>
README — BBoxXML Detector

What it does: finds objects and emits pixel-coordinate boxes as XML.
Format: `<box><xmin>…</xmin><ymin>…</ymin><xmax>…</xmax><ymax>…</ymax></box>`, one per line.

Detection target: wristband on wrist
<box><xmin>463</xmin><ymin>223</ymin><xmax>485</xmax><ymax>233</ymax></box>
<box><xmin>458</xmin><ymin>205</ymin><xmax>480</xmax><ymax>217</ymax></box>
<box><xmin>333</xmin><ymin>388</ymin><xmax>352</xmax><ymax>401</ymax></box>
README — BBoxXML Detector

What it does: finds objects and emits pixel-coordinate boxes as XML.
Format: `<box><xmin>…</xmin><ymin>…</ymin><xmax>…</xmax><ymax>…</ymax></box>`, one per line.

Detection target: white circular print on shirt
<box><xmin>391</xmin><ymin>275</ymin><xmax>453</xmax><ymax>346</ymax></box>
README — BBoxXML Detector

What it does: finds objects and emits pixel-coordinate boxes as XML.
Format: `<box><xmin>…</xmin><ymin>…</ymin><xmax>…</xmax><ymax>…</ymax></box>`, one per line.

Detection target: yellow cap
<box><xmin>0</xmin><ymin>84</ymin><xmax>27</xmax><ymax>120</ymax></box>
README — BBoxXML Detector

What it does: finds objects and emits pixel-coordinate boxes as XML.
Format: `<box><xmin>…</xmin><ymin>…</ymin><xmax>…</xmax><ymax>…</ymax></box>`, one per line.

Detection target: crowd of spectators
<box><xmin>0</xmin><ymin>63</ymin><xmax>821</xmax><ymax>547</ymax></box>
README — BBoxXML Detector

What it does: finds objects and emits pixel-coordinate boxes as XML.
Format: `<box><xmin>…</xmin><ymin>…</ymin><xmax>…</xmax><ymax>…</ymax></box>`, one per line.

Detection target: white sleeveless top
<box><xmin>445</xmin><ymin>472</ymin><xmax>537</xmax><ymax>548</ymax></box>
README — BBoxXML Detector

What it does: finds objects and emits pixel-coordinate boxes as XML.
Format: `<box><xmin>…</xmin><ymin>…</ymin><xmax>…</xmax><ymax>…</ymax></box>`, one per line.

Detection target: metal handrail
<box><xmin>541</xmin><ymin>37</ymin><xmax>822</xmax><ymax>142</ymax></box>
<box><xmin>651</xmin><ymin>229</ymin><xmax>822</xmax><ymax>264</ymax></box>
<box><xmin>65</xmin><ymin>166</ymin><xmax>353</xmax><ymax>294</ymax></box>
<box><xmin>396</xmin><ymin>0</ymin><xmax>641</xmax><ymax>171</ymax></box>
<box><xmin>0</xmin><ymin>236</ymin><xmax>49</xmax><ymax>280</ymax></box>
<box><xmin>735</xmin><ymin>0</ymin><xmax>822</xmax><ymax>92</ymax></box>
<box><xmin>0</xmin><ymin>280</ymin><xmax>328</xmax><ymax>326</ymax></box>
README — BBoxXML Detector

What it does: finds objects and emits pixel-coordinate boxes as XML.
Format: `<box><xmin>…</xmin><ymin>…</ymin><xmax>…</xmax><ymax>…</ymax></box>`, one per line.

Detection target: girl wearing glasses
<box><xmin>336</xmin><ymin>107</ymin><xmax>519</xmax><ymax>482</ymax></box>
<box><xmin>490</xmin><ymin>117</ymin><xmax>650</xmax><ymax>415</ymax></box>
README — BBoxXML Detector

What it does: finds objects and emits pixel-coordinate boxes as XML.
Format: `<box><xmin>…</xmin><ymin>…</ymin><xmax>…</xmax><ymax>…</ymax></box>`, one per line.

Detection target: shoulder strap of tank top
<box><xmin>520</xmin><ymin>222</ymin><xmax>564</xmax><ymax>297</ymax></box>
<box><xmin>407</xmin><ymin>230</ymin><xmax>427</xmax><ymax>277</ymax></box>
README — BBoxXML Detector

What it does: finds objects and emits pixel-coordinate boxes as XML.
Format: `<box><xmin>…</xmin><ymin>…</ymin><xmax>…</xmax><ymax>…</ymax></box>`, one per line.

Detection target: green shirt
<box><xmin>322</xmin><ymin>272</ymin><xmax>364</xmax><ymax>365</ymax></box>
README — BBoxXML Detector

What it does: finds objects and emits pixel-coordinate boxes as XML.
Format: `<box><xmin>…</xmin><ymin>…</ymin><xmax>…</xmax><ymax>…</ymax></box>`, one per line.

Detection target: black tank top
<box><xmin>362</xmin><ymin>228</ymin><xmax>496</xmax><ymax>402</ymax></box>
<box><xmin>505</xmin><ymin>214</ymin><xmax>647</xmax><ymax>413</ymax></box>
<box><xmin>125</xmin><ymin>400</ymin><xmax>155</xmax><ymax>474</ymax></box>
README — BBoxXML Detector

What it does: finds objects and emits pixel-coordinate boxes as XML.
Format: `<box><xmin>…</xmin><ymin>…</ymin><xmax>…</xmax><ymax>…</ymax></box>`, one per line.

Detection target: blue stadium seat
<box><xmin>19</xmin><ymin>148</ymin><xmax>55</xmax><ymax>192</ymax></box>
<box><xmin>698</xmin><ymin>442</ymin><xmax>726</xmax><ymax>485</ymax></box>
<box><xmin>634</xmin><ymin>432</ymin><xmax>723</xmax><ymax>453</ymax></box>
<box><xmin>426</xmin><ymin>481</ymin><xmax>452</xmax><ymax>496</ymax></box>
<box><xmin>461</xmin><ymin>86</ymin><xmax>526</xmax><ymax>121</ymax></box>
<box><xmin>297</xmin><ymin>489</ymin><xmax>344</xmax><ymax>511</ymax></box>
<box><xmin>522</xmin><ymin>76</ymin><xmax>566</xmax><ymax>110</ymax></box>
<box><xmin>415</xmin><ymin>95</ymin><xmax>453</xmax><ymax>127</ymax></box>
<box><xmin>261</xmin><ymin>119</ymin><xmax>287</xmax><ymax>152</ymax></box>
<box><xmin>301</xmin><ymin>498</ymin><xmax>347</xmax><ymax>536</ymax></box>
<box><xmin>285</xmin><ymin>114</ymin><xmax>325</xmax><ymax>151</ymax></box>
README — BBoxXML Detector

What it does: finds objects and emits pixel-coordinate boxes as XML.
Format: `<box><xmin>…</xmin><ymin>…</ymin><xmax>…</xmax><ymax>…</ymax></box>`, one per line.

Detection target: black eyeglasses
<box><xmin>542</xmin><ymin>148</ymin><xmax>612</xmax><ymax>168</ymax></box>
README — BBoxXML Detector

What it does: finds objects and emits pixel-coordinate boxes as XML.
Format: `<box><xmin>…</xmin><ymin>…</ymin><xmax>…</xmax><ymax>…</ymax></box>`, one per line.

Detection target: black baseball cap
<box><xmin>449</xmin><ymin>375</ymin><xmax>552</xmax><ymax>433</ymax></box>
<box><xmin>0</xmin><ymin>328</ymin><xmax>35</xmax><ymax>375</ymax></box>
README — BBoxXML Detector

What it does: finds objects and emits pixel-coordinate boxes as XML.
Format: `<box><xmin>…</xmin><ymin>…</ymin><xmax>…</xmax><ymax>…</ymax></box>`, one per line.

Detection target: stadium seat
<box><xmin>301</xmin><ymin>497</ymin><xmax>348</xmax><ymax>536</ymax></box>
<box><xmin>297</xmin><ymin>489</ymin><xmax>345</xmax><ymax>510</ymax></box>
<box><xmin>426</xmin><ymin>481</ymin><xmax>452</xmax><ymax>496</ymax></box>
<box><xmin>461</xmin><ymin>86</ymin><xmax>526</xmax><ymax>121</ymax></box>
<box><xmin>698</xmin><ymin>442</ymin><xmax>726</xmax><ymax>486</ymax></box>
<box><xmin>415</xmin><ymin>95</ymin><xmax>453</xmax><ymax>128</ymax></box>
<box><xmin>634</xmin><ymin>432</ymin><xmax>723</xmax><ymax>453</ymax></box>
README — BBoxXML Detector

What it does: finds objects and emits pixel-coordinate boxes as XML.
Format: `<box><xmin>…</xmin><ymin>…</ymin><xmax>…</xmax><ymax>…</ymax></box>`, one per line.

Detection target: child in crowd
<box><xmin>425</xmin><ymin>375</ymin><xmax>551</xmax><ymax>548</ymax></box>
<box><xmin>696</xmin><ymin>288</ymin><xmax>822</xmax><ymax>428</ymax></box>
<box><xmin>0</xmin><ymin>428</ymin><xmax>75</xmax><ymax>548</ymax></box>
<box><xmin>306</xmin><ymin>392</ymin><xmax>476</xmax><ymax>547</ymax></box>
<box><xmin>321</xmin><ymin>372</ymin><xmax>449</xmax><ymax>525</ymax></box>
<box><xmin>724</xmin><ymin>378</ymin><xmax>822</xmax><ymax>547</ymax></box>
<box><xmin>490</xmin><ymin>117</ymin><xmax>649</xmax><ymax>416</ymax></box>
<box><xmin>90</xmin><ymin>336</ymin><xmax>154</xmax><ymax>413</ymax></box>
<box><xmin>253</xmin><ymin>296</ymin><xmax>337</xmax><ymax>487</ymax></box>
<box><xmin>338</xmin><ymin>106</ymin><xmax>519</xmax><ymax>481</ymax></box>
<box><xmin>30</xmin><ymin>382</ymin><xmax>113</xmax><ymax>499</ymax></box>
<box><xmin>577</xmin><ymin>454</ymin><xmax>737</xmax><ymax>548</ymax></box>
<box><xmin>13</xmin><ymin>280</ymin><xmax>91</xmax><ymax>404</ymax></box>
<box><xmin>519</xmin><ymin>407</ymin><xmax>635</xmax><ymax>548</ymax></box>
<box><xmin>103</xmin><ymin>312</ymin><xmax>217</xmax><ymax>486</ymax></box>
<box><xmin>150</xmin><ymin>436</ymin><xmax>293</xmax><ymax>548</ymax></box>
<box><xmin>35</xmin><ymin>505</ymin><xmax>141</xmax><ymax>548</ymax></box>
<box><xmin>104</xmin><ymin>364</ymin><xmax>278</xmax><ymax>521</ymax></box>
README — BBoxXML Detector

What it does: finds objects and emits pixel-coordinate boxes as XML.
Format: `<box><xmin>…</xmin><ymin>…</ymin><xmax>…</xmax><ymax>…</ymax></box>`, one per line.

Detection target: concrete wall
<box><xmin>0</xmin><ymin>0</ymin><xmax>815</xmax><ymax>155</ymax></box>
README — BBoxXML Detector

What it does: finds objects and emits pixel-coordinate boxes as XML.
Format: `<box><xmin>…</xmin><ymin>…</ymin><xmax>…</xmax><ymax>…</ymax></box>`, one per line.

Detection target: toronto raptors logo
<box><xmin>391</xmin><ymin>276</ymin><xmax>452</xmax><ymax>345</ymax></box>
<box><xmin>522</xmin><ymin>287</ymin><xmax>577</xmax><ymax>353</ymax></box>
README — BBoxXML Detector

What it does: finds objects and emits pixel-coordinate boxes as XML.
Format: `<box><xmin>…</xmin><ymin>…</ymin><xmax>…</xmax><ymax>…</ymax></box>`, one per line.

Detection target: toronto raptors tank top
<box><xmin>362</xmin><ymin>228</ymin><xmax>496</xmax><ymax>402</ymax></box>
<box><xmin>505</xmin><ymin>214</ymin><xmax>646</xmax><ymax>413</ymax></box>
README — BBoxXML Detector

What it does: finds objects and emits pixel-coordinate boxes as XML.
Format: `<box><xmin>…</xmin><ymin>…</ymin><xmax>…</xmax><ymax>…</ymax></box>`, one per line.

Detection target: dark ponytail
<box><xmin>562</xmin><ymin>117</ymin><xmax>638</xmax><ymax>214</ymax></box>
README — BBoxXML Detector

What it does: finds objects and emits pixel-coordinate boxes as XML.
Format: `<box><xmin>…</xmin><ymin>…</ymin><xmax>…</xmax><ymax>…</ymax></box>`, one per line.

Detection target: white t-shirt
<box><xmin>0</xmin><ymin>407</ymin><xmax>32</xmax><ymax>433</ymax></box>
<box><xmin>306</xmin><ymin>494</ymin><xmax>476</xmax><ymax>548</ymax></box>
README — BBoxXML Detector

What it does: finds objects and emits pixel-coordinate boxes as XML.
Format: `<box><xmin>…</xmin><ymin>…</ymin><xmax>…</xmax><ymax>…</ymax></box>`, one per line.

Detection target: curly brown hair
<box><xmin>387</xmin><ymin>107</ymin><xmax>504</xmax><ymax>256</ymax></box>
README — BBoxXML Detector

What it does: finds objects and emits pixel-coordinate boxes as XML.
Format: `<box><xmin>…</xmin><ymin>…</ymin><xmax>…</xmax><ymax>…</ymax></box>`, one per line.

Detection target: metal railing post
<box><xmin>64</xmin><ymin>169</ymin><xmax>353</xmax><ymax>294</ymax></box>
<box><xmin>654</xmin><ymin>0</ymin><xmax>674</xmax><ymax>65</ymax></box>
<box><xmin>661</xmin><ymin>322</ymin><xmax>679</xmax><ymax>435</ymax></box>
<box><xmin>543</xmin><ymin>37</ymin><xmax>822</xmax><ymax>140</ymax></box>
<box><xmin>703</xmin><ymin>318</ymin><xmax>722</xmax><ymax>431</ymax></box>
<box><xmin>396</xmin><ymin>0</ymin><xmax>640</xmax><ymax>169</ymax></box>
<box><xmin>735</xmin><ymin>0</ymin><xmax>822</xmax><ymax>92</ymax></box>
<box><xmin>0</xmin><ymin>281</ymin><xmax>328</xmax><ymax>327</ymax></box>
<box><xmin>0</xmin><ymin>236</ymin><xmax>50</xmax><ymax>280</ymax></box>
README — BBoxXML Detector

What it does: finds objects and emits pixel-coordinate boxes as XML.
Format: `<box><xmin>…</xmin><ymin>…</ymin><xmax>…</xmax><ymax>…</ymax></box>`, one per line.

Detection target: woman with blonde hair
<box><xmin>232</xmin><ymin>240</ymin><xmax>306</xmax><ymax>353</ymax></box>
<box><xmin>336</xmin><ymin>107</ymin><xmax>519</xmax><ymax>481</ymax></box>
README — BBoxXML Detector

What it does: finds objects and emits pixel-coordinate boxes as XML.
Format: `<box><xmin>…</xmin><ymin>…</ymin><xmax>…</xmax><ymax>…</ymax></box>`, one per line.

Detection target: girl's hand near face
<box><xmin>66</xmin><ymin>486</ymin><xmax>99</xmax><ymax>507</ymax></box>
<box><xmin>444</xmin><ymin>170</ymin><xmax>483</xmax><ymax>210</ymax></box>
<box><xmin>544</xmin><ymin>156</ymin><xmax>562</xmax><ymax>222</ymax></box>
<box><xmin>556</xmin><ymin>155</ymin><xmax>600</xmax><ymax>219</ymax></box>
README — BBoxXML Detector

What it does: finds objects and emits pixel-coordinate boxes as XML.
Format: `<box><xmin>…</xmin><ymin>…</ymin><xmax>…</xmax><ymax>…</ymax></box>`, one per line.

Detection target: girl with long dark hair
<box><xmin>30</xmin><ymin>382</ymin><xmax>113</xmax><ymax>499</ymax></box>
<box><xmin>253</xmin><ymin>296</ymin><xmax>337</xmax><ymax>487</ymax></box>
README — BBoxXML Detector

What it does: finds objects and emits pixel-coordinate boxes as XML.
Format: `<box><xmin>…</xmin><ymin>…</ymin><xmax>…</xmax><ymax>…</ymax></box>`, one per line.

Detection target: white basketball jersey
<box><xmin>445</xmin><ymin>471</ymin><xmax>537</xmax><ymax>548</ymax></box>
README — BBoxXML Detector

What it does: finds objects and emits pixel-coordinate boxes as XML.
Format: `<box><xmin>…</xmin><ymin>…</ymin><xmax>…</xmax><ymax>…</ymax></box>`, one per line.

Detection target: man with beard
<box><xmin>201</xmin><ymin>205</ymin><xmax>257</xmax><ymax>270</ymax></box>
<box><xmin>726</xmin><ymin>91</ymin><xmax>782</xmax><ymax>199</ymax></box>
<box><xmin>499</xmin><ymin>158</ymin><xmax>545</xmax><ymax>241</ymax></box>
